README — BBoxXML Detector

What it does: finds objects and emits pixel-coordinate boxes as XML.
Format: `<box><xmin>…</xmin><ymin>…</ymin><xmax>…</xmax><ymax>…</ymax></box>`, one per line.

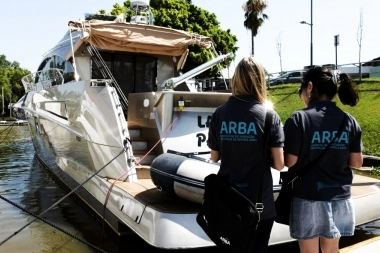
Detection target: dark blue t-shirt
<box><xmin>284</xmin><ymin>101</ymin><xmax>363</xmax><ymax>201</ymax></box>
<box><xmin>207</xmin><ymin>96</ymin><xmax>284</xmax><ymax>220</ymax></box>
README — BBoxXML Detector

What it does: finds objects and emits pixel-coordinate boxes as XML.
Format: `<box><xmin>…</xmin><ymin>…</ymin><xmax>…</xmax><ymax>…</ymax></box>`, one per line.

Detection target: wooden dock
<box><xmin>341</xmin><ymin>236</ymin><xmax>380</xmax><ymax>252</ymax></box>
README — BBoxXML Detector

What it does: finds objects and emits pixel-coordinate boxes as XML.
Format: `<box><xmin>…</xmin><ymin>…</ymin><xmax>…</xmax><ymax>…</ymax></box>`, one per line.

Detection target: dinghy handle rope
<box><xmin>0</xmin><ymin>194</ymin><xmax>108</xmax><ymax>253</ymax></box>
<box><xmin>135</xmin><ymin>114</ymin><xmax>180</xmax><ymax>167</ymax></box>
<box><xmin>101</xmin><ymin>115</ymin><xmax>181</xmax><ymax>239</ymax></box>
<box><xmin>166</xmin><ymin>149</ymin><xmax>220</xmax><ymax>164</ymax></box>
<box><xmin>0</xmin><ymin>147</ymin><xmax>127</xmax><ymax>250</ymax></box>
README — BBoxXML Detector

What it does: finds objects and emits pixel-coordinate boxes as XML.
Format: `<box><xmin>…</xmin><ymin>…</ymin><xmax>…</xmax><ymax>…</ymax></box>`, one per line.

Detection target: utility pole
<box><xmin>300</xmin><ymin>0</ymin><xmax>313</xmax><ymax>68</ymax></box>
<box><xmin>311</xmin><ymin>0</ymin><xmax>313</xmax><ymax>67</ymax></box>
<box><xmin>334</xmin><ymin>35</ymin><xmax>339</xmax><ymax>70</ymax></box>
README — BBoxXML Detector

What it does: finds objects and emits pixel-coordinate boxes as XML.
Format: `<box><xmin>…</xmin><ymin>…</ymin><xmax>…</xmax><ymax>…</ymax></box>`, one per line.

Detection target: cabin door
<box><xmin>91</xmin><ymin>52</ymin><xmax>157</xmax><ymax>100</ymax></box>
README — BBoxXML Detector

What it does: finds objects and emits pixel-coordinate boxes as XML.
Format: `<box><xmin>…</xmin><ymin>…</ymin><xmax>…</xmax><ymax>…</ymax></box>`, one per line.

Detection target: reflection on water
<box><xmin>357</xmin><ymin>221</ymin><xmax>380</xmax><ymax>236</ymax></box>
<box><xmin>0</xmin><ymin>126</ymin><xmax>114</xmax><ymax>253</ymax></box>
<box><xmin>0</xmin><ymin>126</ymin><xmax>379</xmax><ymax>253</ymax></box>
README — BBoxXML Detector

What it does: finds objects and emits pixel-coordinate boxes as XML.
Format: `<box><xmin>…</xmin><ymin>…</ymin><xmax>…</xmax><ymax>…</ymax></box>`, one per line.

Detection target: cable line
<box><xmin>0</xmin><ymin>146</ymin><xmax>127</xmax><ymax>249</ymax></box>
<box><xmin>0</xmin><ymin>194</ymin><xmax>108</xmax><ymax>253</ymax></box>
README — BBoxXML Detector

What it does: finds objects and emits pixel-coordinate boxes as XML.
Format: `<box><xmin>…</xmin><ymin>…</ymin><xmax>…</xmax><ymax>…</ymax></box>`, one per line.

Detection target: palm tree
<box><xmin>242</xmin><ymin>0</ymin><xmax>268</xmax><ymax>56</ymax></box>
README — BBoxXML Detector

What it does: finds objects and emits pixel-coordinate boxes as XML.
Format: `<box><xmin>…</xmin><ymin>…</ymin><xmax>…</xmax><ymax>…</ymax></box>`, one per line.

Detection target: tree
<box><xmin>0</xmin><ymin>54</ymin><xmax>30</xmax><ymax>116</ymax></box>
<box><xmin>242</xmin><ymin>0</ymin><xmax>268</xmax><ymax>56</ymax></box>
<box><xmin>357</xmin><ymin>8</ymin><xmax>364</xmax><ymax>83</ymax></box>
<box><xmin>100</xmin><ymin>0</ymin><xmax>238</xmax><ymax>78</ymax></box>
<box><xmin>0</xmin><ymin>54</ymin><xmax>11</xmax><ymax>68</ymax></box>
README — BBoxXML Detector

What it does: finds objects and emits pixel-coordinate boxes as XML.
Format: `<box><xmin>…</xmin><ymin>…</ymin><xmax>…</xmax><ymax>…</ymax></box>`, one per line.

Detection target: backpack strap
<box><xmin>256</xmin><ymin>109</ymin><xmax>274</xmax><ymax>212</ymax></box>
<box><xmin>290</xmin><ymin>113</ymin><xmax>348</xmax><ymax>181</ymax></box>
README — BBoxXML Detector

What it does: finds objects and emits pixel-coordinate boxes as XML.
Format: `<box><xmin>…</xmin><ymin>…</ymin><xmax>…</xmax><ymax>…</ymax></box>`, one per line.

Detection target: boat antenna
<box><xmin>69</xmin><ymin>27</ymin><xmax>79</xmax><ymax>81</ymax></box>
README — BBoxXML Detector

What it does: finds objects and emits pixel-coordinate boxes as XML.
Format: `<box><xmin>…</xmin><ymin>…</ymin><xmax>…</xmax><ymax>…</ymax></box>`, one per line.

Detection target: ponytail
<box><xmin>337</xmin><ymin>73</ymin><xmax>359</xmax><ymax>106</ymax></box>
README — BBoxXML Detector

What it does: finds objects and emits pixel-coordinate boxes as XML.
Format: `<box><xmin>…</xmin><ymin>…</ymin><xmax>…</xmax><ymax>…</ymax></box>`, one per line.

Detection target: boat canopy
<box><xmin>68</xmin><ymin>20</ymin><xmax>213</xmax><ymax>57</ymax></box>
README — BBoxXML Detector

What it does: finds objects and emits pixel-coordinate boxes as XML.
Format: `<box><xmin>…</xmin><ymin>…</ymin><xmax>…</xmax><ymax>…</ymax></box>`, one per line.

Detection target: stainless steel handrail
<box><xmin>21</xmin><ymin>68</ymin><xmax>64</xmax><ymax>92</ymax></box>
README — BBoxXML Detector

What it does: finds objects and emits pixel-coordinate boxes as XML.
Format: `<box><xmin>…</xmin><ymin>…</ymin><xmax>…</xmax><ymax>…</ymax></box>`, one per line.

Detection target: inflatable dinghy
<box><xmin>150</xmin><ymin>153</ymin><xmax>220</xmax><ymax>204</ymax></box>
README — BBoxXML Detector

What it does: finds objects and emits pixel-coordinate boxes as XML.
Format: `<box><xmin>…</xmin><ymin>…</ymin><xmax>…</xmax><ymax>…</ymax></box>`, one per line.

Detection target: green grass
<box><xmin>267</xmin><ymin>77</ymin><xmax>380</xmax><ymax>156</ymax></box>
<box><xmin>371</xmin><ymin>167</ymin><xmax>380</xmax><ymax>177</ymax></box>
<box><xmin>352</xmin><ymin>168</ymin><xmax>380</xmax><ymax>180</ymax></box>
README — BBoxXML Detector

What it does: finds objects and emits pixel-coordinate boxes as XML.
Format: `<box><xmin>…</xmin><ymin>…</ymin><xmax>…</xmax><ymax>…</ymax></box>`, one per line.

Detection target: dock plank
<box><xmin>341</xmin><ymin>236</ymin><xmax>380</xmax><ymax>253</ymax></box>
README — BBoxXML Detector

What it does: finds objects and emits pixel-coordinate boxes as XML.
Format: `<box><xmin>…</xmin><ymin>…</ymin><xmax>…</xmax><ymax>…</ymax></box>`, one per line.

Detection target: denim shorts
<box><xmin>289</xmin><ymin>196</ymin><xmax>355</xmax><ymax>240</ymax></box>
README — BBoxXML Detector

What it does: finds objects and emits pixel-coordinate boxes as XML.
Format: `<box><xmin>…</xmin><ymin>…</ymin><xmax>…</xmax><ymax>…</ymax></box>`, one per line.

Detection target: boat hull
<box><xmin>28</xmin><ymin>125</ymin><xmax>213</xmax><ymax>248</ymax></box>
<box><xmin>23</xmin><ymin>103</ymin><xmax>380</xmax><ymax>249</ymax></box>
<box><xmin>23</xmin><ymin>102</ymin><xmax>220</xmax><ymax>248</ymax></box>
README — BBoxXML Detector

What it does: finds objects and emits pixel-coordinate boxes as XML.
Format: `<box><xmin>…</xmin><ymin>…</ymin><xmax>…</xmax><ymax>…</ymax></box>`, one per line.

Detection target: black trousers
<box><xmin>251</xmin><ymin>217</ymin><xmax>275</xmax><ymax>253</ymax></box>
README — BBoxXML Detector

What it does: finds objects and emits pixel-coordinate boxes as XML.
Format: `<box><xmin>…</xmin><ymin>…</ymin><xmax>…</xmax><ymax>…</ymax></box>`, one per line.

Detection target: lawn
<box><xmin>267</xmin><ymin>78</ymin><xmax>380</xmax><ymax>157</ymax></box>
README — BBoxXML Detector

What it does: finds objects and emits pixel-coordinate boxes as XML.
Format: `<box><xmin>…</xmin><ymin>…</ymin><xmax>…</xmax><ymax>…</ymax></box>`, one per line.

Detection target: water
<box><xmin>0</xmin><ymin>126</ymin><xmax>379</xmax><ymax>253</ymax></box>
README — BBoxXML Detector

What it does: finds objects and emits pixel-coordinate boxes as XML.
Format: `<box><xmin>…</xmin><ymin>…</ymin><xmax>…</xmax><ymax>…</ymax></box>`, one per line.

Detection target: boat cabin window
<box><xmin>91</xmin><ymin>52</ymin><xmax>157</xmax><ymax>98</ymax></box>
<box><xmin>37</xmin><ymin>55</ymin><xmax>75</xmax><ymax>84</ymax></box>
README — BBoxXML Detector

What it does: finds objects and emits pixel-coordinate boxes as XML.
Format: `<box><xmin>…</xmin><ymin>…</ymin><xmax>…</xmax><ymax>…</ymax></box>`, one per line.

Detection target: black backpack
<box><xmin>196</xmin><ymin>174</ymin><xmax>260</xmax><ymax>252</ymax></box>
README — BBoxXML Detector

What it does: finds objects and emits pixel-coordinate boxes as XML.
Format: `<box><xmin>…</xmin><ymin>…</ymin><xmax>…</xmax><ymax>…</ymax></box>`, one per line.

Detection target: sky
<box><xmin>1</xmin><ymin>0</ymin><xmax>379</xmax><ymax>76</ymax></box>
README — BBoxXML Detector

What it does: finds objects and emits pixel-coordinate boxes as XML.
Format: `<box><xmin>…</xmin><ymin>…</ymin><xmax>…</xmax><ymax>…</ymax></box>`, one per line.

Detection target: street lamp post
<box><xmin>300</xmin><ymin>0</ymin><xmax>313</xmax><ymax>67</ymax></box>
<box><xmin>334</xmin><ymin>35</ymin><xmax>339</xmax><ymax>70</ymax></box>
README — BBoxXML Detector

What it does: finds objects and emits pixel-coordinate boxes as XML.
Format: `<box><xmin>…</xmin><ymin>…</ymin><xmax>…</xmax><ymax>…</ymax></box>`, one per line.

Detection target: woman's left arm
<box><xmin>284</xmin><ymin>152</ymin><xmax>298</xmax><ymax>168</ymax></box>
<box><xmin>271</xmin><ymin>147</ymin><xmax>284</xmax><ymax>171</ymax></box>
<box><xmin>210</xmin><ymin>150</ymin><xmax>220</xmax><ymax>163</ymax></box>
<box><xmin>348</xmin><ymin>152</ymin><xmax>363</xmax><ymax>169</ymax></box>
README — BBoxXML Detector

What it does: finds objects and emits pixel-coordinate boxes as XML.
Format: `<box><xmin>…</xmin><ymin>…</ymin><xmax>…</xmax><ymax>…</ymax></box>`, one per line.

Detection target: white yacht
<box><xmin>19</xmin><ymin>1</ymin><xmax>380</xmax><ymax>250</ymax></box>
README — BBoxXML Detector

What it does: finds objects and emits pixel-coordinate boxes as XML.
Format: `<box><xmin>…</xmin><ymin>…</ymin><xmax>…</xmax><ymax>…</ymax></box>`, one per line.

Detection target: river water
<box><xmin>0</xmin><ymin>125</ymin><xmax>379</xmax><ymax>253</ymax></box>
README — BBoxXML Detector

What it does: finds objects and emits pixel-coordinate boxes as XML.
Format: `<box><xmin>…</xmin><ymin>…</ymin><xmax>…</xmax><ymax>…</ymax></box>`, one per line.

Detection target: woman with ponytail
<box><xmin>283</xmin><ymin>67</ymin><xmax>363</xmax><ymax>253</ymax></box>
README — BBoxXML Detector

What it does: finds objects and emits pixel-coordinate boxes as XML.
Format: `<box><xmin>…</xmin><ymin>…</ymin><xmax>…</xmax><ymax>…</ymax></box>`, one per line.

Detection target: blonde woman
<box><xmin>208</xmin><ymin>56</ymin><xmax>284</xmax><ymax>252</ymax></box>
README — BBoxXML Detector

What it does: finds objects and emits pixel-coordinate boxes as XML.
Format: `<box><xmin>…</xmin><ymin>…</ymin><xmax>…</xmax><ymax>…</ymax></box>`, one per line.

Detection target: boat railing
<box><xmin>22</xmin><ymin>68</ymin><xmax>64</xmax><ymax>92</ymax></box>
<box><xmin>161</xmin><ymin>52</ymin><xmax>233</xmax><ymax>90</ymax></box>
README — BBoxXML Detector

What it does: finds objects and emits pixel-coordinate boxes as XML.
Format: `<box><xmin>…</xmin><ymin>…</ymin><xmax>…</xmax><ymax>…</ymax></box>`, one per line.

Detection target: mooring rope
<box><xmin>0</xmin><ymin>194</ymin><xmax>108</xmax><ymax>253</ymax></box>
<box><xmin>0</xmin><ymin>145</ymin><xmax>127</xmax><ymax>250</ymax></box>
<box><xmin>0</xmin><ymin>122</ymin><xmax>15</xmax><ymax>142</ymax></box>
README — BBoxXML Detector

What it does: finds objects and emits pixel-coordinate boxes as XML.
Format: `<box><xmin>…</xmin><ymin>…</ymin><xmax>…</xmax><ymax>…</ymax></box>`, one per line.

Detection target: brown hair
<box><xmin>301</xmin><ymin>66</ymin><xmax>359</xmax><ymax>106</ymax></box>
<box><xmin>231</xmin><ymin>56</ymin><xmax>267</xmax><ymax>103</ymax></box>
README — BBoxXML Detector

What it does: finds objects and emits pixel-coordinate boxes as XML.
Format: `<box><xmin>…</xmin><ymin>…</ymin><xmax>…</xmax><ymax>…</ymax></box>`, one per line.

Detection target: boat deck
<box><xmin>107</xmin><ymin>165</ymin><xmax>201</xmax><ymax>213</ymax></box>
<box><xmin>351</xmin><ymin>174</ymin><xmax>380</xmax><ymax>196</ymax></box>
<box><xmin>108</xmin><ymin>169</ymin><xmax>380</xmax><ymax>215</ymax></box>
<box><xmin>107</xmin><ymin>178</ymin><xmax>200</xmax><ymax>213</ymax></box>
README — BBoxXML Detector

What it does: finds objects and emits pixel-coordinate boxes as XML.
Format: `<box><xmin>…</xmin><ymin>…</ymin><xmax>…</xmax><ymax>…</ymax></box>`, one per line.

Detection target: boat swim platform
<box><xmin>106</xmin><ymin>169</ymin><xmax>380</xmax><ymax>215</ymax></box>
<box><xmin>106</xmin><ymin>177</ymin><xmax>200</xmax><ymax>213</ymax></box>
<box><xmin>341</xmin><ymin>236</ymin><xmax>380</xmax><ymax>253</ymax></box>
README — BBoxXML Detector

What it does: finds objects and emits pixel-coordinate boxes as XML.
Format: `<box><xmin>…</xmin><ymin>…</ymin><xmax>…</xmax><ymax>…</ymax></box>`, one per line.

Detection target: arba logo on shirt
<box><xmin>220</xmin><ymin>121</ymin><xmax>257</xmax><ymax>135</ymax></box>
<box><xmin>311</xmin><ymin>131</ymin><xmax>348</xmax><ymax>144</ymax></box>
